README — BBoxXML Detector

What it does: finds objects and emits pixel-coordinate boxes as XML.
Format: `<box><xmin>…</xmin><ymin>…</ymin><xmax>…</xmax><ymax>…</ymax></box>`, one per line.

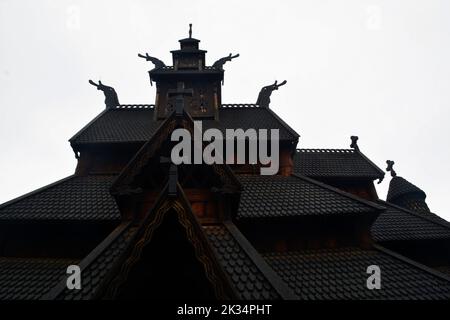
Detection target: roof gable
<box><xmin>102</xmin><ymin>183</ymin><xmax>237</xmax><ymax>299</ymax></box>
<box><xmin>110</xmin><ymin>109</ymin><xmax>240</xmax><ymax>197</ymax></box>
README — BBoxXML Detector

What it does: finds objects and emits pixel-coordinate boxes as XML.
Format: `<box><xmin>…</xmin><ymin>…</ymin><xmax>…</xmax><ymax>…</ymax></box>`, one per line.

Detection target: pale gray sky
<box><xmin>0</xmin><ymin>0</ymin><xmax>449</xmax><ymax>220</ymax></box>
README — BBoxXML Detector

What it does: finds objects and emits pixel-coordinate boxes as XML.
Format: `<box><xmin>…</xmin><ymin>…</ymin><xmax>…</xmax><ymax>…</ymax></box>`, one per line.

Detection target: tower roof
<box><xmin>385</xmin><ymin>160</ymin><xmax>426</xmax><ymax>202</ymax></box>
<box><xmin>387</xmin><ymin>176</ymin><xmax>426</xmax><ymax>202</ymax></box>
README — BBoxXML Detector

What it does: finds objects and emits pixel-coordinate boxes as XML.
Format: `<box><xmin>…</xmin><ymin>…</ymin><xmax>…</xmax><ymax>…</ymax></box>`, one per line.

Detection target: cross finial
<box><xmin>350</xmin><ymin>136</ymin><xmax>359</xmax><ymax>151</ymax></box>
<box><xmin>386</xmin><ymin>160</ymin><xmax>397</xmax><ymax>177</ymax></box>
<box><xmin>189</xmin><ymin>23</ymin><xmax>192</xmax><ymax>38</ymax></box>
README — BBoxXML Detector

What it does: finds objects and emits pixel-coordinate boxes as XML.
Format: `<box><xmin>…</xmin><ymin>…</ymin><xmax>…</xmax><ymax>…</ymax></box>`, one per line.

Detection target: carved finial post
<box><xmin>138</xmin><ymin>53</ymin><xmax>166</xmax><ymax>69</ymax></box>
<box><xmin>212</xmin><ymin>53</ymin><xmax>240</xmax><ymax>84</ymax></box>
<box><xmin>88</xmin><ymin>79</ymin><xmax>120</xmax><ymax>109</ymax></box>
<box><xmin>189</xmin><ymin>23</ymin><xmax>192</xmax><ymax>38</ymax></box>
<box><xmin>350</xmin><ymin>136</ymin><xmax>359</xmax><ymax>151</ymax></box>
<box><xmin>386</xmin><ymin>160</ymin><xmax>397</xmax><ymax>177</ymax></box>
<box><xmin>256</xmin><ymin>80</ymin><xmax>287</xmax><ymax>108</ymax></box>
<box><xmin>212</xmin><ymin>53</ymin><xmax>240</xmax><ymax>71</ymax></box>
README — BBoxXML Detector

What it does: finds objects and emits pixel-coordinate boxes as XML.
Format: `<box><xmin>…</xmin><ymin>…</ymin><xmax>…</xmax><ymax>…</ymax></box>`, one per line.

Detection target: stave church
<box><xmin>1</xmin><ymin>26</ymin><xmax>450</xmax><ymax>300</ymax></box>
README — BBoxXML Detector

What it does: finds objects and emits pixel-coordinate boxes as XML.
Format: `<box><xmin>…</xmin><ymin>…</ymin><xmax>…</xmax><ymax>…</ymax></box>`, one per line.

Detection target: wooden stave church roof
<box><xmin>1</xmin><ymin>25</ymin><xmax>450</xmax><ymax>298</ymax></box>
<box><xmin>2</xmin><ymin>100</ymin><xmax>450</xmax><ymax>299</ymax></box>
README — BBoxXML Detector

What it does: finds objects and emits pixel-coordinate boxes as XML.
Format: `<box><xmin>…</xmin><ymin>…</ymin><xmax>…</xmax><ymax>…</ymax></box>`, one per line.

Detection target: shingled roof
<box><xmin>204</xmin><ymin>225</ymin><xmax>282</xmax><ymax>300</ymax></box>
<box><xmin>293</xmin><ymin>148</ymin><xmax>384</xmax><ymax>181</ymax></box>
<box><xmin>0</xmin><ymin>257</ymin><xmax>77</xmax><ymax>300</ymax></box>
<box><xmin>236</xmin><ymin>174</ymin><xmax>384</xmax><ymax>219</ymax></box>
<box><xmin>263</xmin><ymin>246</ymin><xmax>450</xmax><ymax>300</ymax></box>
<box><xmin>69</xmin><ymin>104</ymin><xmax>299</xmax><ymax>147</ymax></box>
<box><xmin>0</xmin><ymin>175</ymin><xmax>120</xmax><ymax>221</ymax></box>
<box><xmin>371</xmin><ymin>200</ymin><xmax>450</xmax><ymax>242</ymax></box>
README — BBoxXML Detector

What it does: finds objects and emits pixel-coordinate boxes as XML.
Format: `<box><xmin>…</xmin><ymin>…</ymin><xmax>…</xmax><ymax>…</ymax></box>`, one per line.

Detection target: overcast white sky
<box><xmin>0</xmin><ymin>0</ymin><xmax>449</xmax><ymax>220</ymax></box>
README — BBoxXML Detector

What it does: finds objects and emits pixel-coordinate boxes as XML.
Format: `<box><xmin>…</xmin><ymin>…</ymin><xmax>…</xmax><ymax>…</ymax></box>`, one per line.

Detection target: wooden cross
<box><xmin>386</xmin><ymin>160</ymin><xmax>397</xmax><ymax>177</ymax></box>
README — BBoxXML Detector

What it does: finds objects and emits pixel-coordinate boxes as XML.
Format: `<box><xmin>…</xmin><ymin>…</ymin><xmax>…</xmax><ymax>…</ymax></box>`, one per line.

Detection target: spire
<box><xmin>189</xmin><ymin>23</ymin><xmax>192</xmax><ymax>38</ymax></box>
<box><xmin>385</xmin><ymin>160</ymin><xmax>430</xmax><ymax>213</ymax></box>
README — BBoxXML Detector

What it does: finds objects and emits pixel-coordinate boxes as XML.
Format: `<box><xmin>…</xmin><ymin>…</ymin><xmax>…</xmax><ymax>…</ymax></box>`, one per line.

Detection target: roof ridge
<box><xmin>291</xmin><ymin>173</ymin><xmax>385</xmax><ymax>211</ymax></box>
<box><xmin>115</xmin><ymin>104</ymin><xmax>154</xmax><ymax>109</ymax></box>
<box><xmin>296</xmin><ymin>148</ymin><xmax>355</xmax><ymax>153</ymax></box>
<box><xmin>0</xmin><ymin>175</ymin><xmax>76</xmax><ymax>211</ymax></box>
<box><xmin>84</xmin><ymin>103</ymin><xmax>262</xmax><ymax>108</ymax></box>
<box><xmin>220</xmin><ymin>103</ymin><xmax>259</xmax><ymax>108</ymax></box>
<box><xmin>374</xmin><ymin>244</ymin><xmax>450</xmax><ymax>283</ymax></box>
<box><xmin>377</xmin><ymin>199</ymin><xmax>450</xmax><ymax>231</ymax></box>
